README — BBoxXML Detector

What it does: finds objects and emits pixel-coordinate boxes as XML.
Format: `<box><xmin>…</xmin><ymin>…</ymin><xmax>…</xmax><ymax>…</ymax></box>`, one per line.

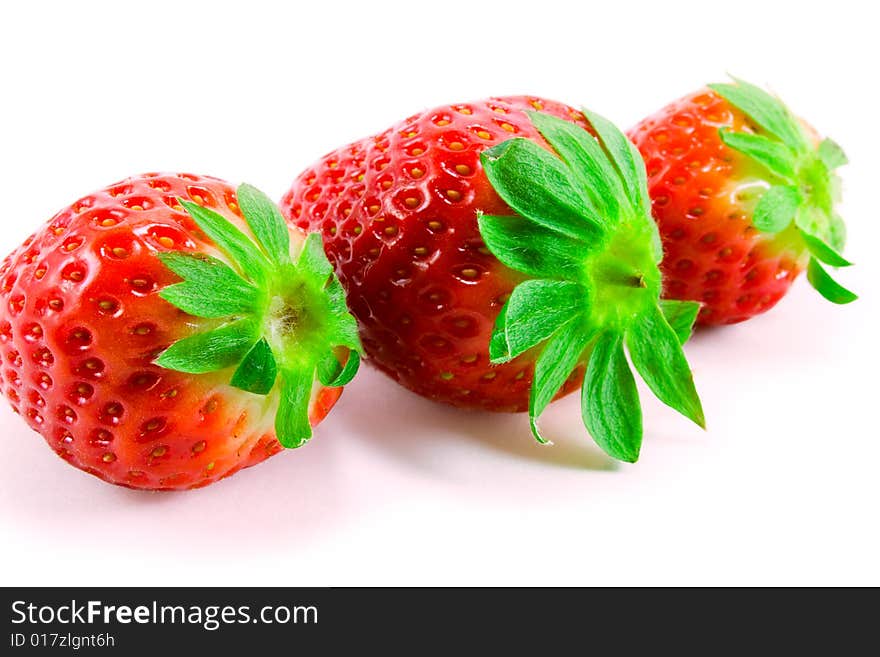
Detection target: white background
<box><xmin>1</xmin><ymin>0</ymin><xmax>877</xmax><ymax>586</ymax></box>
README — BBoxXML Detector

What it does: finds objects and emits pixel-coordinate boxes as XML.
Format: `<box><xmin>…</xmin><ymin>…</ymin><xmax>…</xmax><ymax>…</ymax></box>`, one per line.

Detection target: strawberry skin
<box><xmin>282</xmin><ymin>97</ymin><xmax>706</xmax><ymax>461</ymax></box>
<box><xmin>0</xmin><ymin>173</ymin><xmax>358</xmax><ymax>490</ymax></box>
<box><xmin>629</xmin><ymin>81</ymin><xmax>854</xmax><ymax>325</ymax></box>
<box><xmin>281</xmin><ymin>97</ymin><xmax>588</xmax><ymax>412</ymax></box>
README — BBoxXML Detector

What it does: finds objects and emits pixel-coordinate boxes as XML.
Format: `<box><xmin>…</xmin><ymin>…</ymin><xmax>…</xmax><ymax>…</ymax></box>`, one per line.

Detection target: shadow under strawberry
<box><xmin>336</xmin><ymin>367</ymin><xmax>617</xmax><ymax>474</ymax></box>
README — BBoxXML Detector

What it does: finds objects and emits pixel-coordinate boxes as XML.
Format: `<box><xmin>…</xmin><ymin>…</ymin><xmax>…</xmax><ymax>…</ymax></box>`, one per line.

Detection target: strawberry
<box><xmin>629</xmin><ymin>78</ymin><xmax>856</xmax><ymax>325</ymax></box>
<box><xmin>281</xmin><ymin>97</ymin><xmax>704</xmax><ymax>461</ymax></box>
<box><xmin>0</xmin><ymin>173</ymin><xmax>361</xmax><ymax>490</ymax></box>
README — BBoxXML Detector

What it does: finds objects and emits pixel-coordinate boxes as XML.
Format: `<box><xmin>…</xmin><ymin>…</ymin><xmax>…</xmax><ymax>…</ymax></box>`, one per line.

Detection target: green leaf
<box><xmin>158</xmin><ymin>252</ymin><xmax>260</xmax><ymax>318</ymax></box>
<box><xmin>155</xmin><ymin>318</ymin><xmax>259</xmax><ymax>374</ymax></box>
<box><xmin>179</xmin><ymin>199</ymin><xmax>269</xmax><ymax>283</ymax></box>
<box><xmin>297</xmin><ymin>232</ymin><xmax>334</xmax><ymax>283</ymax></box>
<box><xmin>236</xmin><ymin>183</ymin><xmax>291</xmax><ymax>266</ymax></box>
<box><xmin>801</xmin><ymin>232</ymin><xmax>853</xmax><ymax>267</ymax></box>
<box><xmin>801</xmin><ymin>159</ymin><xmax>834</xmax><ymax>214</ymax></box>
<box><xmin>322</xmin><ymin>276</ymin><xmax>362</xmax><ymax>352</ymax></box>
<box><xmin>817</xmin><ymin>138</ymin><xmax>848</xmax><ymax>170</ymax></box>
<box><xmin>793</xmin><ymin>205</ymin><xmax>822</xmax><ymax>238</ymax></box>
<box><xmin>488</xmin><ymin>300</ymin><xmax>510</xmax><ymax>362</ymax></box>
<box><xmin>325</xmin><ymin>275</ymin><xmax>349</xmax><ymax>315</ymax></box>
<box><xmin>828</xmin><ymin>212</ymin><xmax>847</xmax><ymax>252</ymax></box>
<box><xmin>659</xmin><ymin>300</ymin><xmax>701</xmax><ymax>345</ymax></box>
<box><xmin>526</xmin><ymin>111</ymin><xmax>623</xmax><ymax>221</ymax></box>
<box><xmin>753</xmin><ymin>185</ymin><xmax>801</xmax><ymax>233</ymax></box>
<box><xmin>718</xmin><ymin>129</ymin><xmax>797</xmax><ymax>180</ymax></box>
<box><xmin>581</xmin><ymin>108</ymin><xmax>651</xmax><ymax>218</ymax></box>
<box><xmin>158</xmin><ymin>251</ymin><xmax>256</xmax><ymax>290</ymax></box>
<box><xmin>582</xmin><ymin>332</ymin><xmax>642</xmax><ymax>463</ymax></box>
<box><xmin>316</xmin><ymin>349</ymin><xmax>360</xmax><ymax>387</ymax></box>
<box><xmin>794</xmin><ymin>204</ymin><xmax>852</xmax><ymax>265</ymax></box>
<box><xmin>478</xmin><ymin>213</ymin><xmax>588</xmax><ymax>280</ymax></box>
<box><xmin>529</xmin><ymin>321</ymin><xmax>595</xmax><ymax>444</ymax></box>
<box><xmin>275</xmin><ymin>366</ymin><xmax>315</xmax><ymax>448</ymax></box>
<box><xmin>629</xmin><ymin>140</ymin><xmax>653</xmax><ymax>218</ymax></box>
<box><xmin>160</xmin><ymin>279</ymin><xmax>251</xmax><ymax>319</ymax></box>
<box><xmin>708</xmin><ymin>79</ymin><xmax>806</xmax><ymax>152</ymax></box>
<box><xmin>480</xmin><ymin>138</ymin><xmax>602</xmax><ymax>242</ymax></box>
<box><xmin>230</xmin><ymin>338</ymin><xmax>278</xmax><ymax>395</ymax></box>
<box><xmin>327</xmin><ymin>313</ymin><xmax>362</xmax><ymax>353</ymax></box>
<box><xmin>490</xmin><ymin>279</ymin><xmax>585</xmax><ymax>364</ymax></box>
<box><xmin>807</xmin><ymin>258</ymin><xmax>857</xmax><ymax>304</ymax></box>
<box><xmin>626</xmin><ymin>304</ymin><xmax>704</xmax><ymax>429</ymax></box>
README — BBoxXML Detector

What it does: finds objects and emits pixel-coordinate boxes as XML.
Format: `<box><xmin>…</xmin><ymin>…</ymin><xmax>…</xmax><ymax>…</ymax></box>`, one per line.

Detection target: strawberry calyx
<box><xmin>154</xmin><ymin>184</ymin><xmax>362</xmax><ymax>448</ymax></box>
<box><xmin>479</xmin><ymin>110</ymin><xmax>704</xmax><ymax>462</ymax></box>
<box><xmin>708</xmin><ymin>77</ymin><xmax>857</xmax><ymax>304</ymax></box>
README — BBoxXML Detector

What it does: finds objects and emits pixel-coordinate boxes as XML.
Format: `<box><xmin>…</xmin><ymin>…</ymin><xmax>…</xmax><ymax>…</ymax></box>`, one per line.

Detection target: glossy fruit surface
<box><xmin>0</xmin><ymin>173</ymin><xmax>359</xmax><ymax>489</ymax></box>
<box><xmin>629</xmin><ymin>80</ymin><xmax>854</xmax><ymax>325</ymax></box>
<box><xmin>283</xmin><ymin>98</ymin><xmax>704</xmax><ymax>462</ymax></box>
<box><xmin>282</xmin><ymin>97</ymin><xmax>590</xmax><ymax>411</ymax></box>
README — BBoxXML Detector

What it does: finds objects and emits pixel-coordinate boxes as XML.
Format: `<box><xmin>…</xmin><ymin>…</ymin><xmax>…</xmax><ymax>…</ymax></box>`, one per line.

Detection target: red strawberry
<box><xmin>0</xmin><ymin>173</ymin><xmax>360</xmax><ymax>490</ymax></box>
<box><xmin>629</xmin><ymin>78</ymin><xmax>856</xmax><ymax>325</ymax></box>
<box><xmin>282</xmin><ymin>97</ymin><xmax>704</xmax><ymax>461</ymax></box>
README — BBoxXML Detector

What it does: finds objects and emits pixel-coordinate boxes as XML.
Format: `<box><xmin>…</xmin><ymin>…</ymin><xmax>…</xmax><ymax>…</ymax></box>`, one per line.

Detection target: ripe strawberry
<box><xmin>0</xmin><ymin>173</ymin><xmax>360</xmax><ymax>490</ymax></box>
<box><xmin>282</xmin><ymin>97</ymin><xmax>704</xmax><ymax>461</ymax></box>
<box><xmin>629</xmin><ymin>78</ymin><xmax>856</xmax><ymax>325</ymax></box>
